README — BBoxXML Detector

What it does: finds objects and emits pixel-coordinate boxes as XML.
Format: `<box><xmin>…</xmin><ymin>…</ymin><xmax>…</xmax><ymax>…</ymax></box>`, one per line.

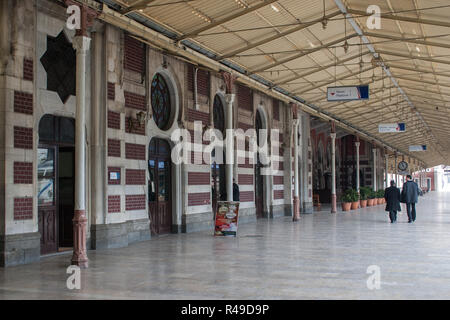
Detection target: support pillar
<box><xmin>372</xmin><ymin>148</ymin><xmax>377</xmax><ymax>191</ymax></box>
<box><xmin>355</xmin><ymin>139</ymin><xmax>360</xmax><ymax>193</ymax></box>
<box><xmin>330</xmin><ymin>123</ymin><xmax>337</xmax><ymax>214</ymax></box>
<box><xmin>71</xmin><ymin>35</ymin><xmax>91</xmax><ymax>268</ymax></box>
<box><xmin>293</xmin><ymin>118</ymin><xmax>300</xmax><ymax>221</ymax></box>
<box><xmin>385</xmin><ymin>151</ymin><xmax>389</xmax><ymax>188</ymax></box>
<box><xmin>225</xmin><ymin>93</ymin><xmax>235</xmax><ymax>202</ymax></box>
<box><xmin>221</xmin><ymin>71</ymin><xmax>237</xmax><ymax>202</ymax></box>
<box><xmin>394</xmin><ymin>153</ymin><xmax>398</xmax><ymax>187</ymax></box>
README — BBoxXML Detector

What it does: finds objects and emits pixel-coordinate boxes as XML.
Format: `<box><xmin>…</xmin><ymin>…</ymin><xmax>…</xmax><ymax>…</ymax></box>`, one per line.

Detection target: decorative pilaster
<box><xmin>71</xmin><ymin>35</ymin><xmax>91</xmax><ymax>268</ymax></box>
<box><xmin>355</xmin><ymin>137</ymin><xmax>360</xmax><ymax>194</ymax></box>
<box><xmin>293</xmin><ymin>118</ymin><xmax>300</xmax><ymax>221</ymax></box>
<box><xmin>330</xmin><ymin>130</ymin><xmax>337</xmax><ymax>214</ymax></box>
<box><xmin>372</xmin><ymin>148</ymin><xmax>378</xmax><ymax>192</ymax></box>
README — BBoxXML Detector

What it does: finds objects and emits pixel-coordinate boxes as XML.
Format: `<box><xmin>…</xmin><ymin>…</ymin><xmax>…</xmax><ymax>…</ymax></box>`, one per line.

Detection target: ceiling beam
<box><xmin>275</xmin><ymin>50</ymin><xmax>371</xmax><ymax>86</ymax></box>
<box><xmin>218</xmin><ymin>10</ymin><xmax>342</xmax><ymax>60</ymax></box>
<box><xmin>364</xmin><ymin>31</ymin><xmax>450</xmax><ymax>50</ymax></box>
<box><xmin>121</xmin><ymin>0</ymin><xmax>157</xmax><ymax>14</ymax></box>
<box><xmin>251</xmin><ymin>33</ymin><xmax>359</xmax><ymax>74</ymax></box>
<box><xmin>389</xmin><ymin>64</ymin><xmax>450</xmax><ymax>79</ymax></box>
<box><xmin>175</xmin><ymin>0</ymin><xmax>279</xmax><ymax>41</ymax></box>
<box><xmin>347</xmin><ymin>8</ymin><xmax>450</xmax><ymax>28</ymax></box>
<box><xmin>394</xmin><ymin>75</ymin><xmax>450</xmax><ymax>89</ymax></box>
<box><xmin>377</xmin><ymin>50</ymin><xmax>450</xmax><ymax>67</ymax></box>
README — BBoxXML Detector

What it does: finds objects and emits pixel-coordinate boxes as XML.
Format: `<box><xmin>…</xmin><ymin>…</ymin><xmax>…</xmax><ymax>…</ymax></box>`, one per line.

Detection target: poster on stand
<box><xmin>214</xmin><ymin>201</ymin><xmax>240</xmax><ymax>237</ymax></box>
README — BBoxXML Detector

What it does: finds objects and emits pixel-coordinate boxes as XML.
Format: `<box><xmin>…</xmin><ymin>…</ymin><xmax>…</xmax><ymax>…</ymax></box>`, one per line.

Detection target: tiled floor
<box><xmin>1</xmin><ymin>192</ymin><xmax>450</xmax><ymax>299</ymax></box>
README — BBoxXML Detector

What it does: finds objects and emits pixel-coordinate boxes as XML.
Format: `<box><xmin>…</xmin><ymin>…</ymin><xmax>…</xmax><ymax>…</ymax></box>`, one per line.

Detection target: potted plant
<box><xmin>341</xmin><ymin>190</ymin><xmax>353</xmax><ymax>211</ymax></box>
<box><xmin>367</xmin><ymin>189</ymin><xmax>376</xmax><ymax>206</ymax></box>
<box><xmin>377</xmin><ymin>189</ymin><xmax>385</xmax><ymax>204</ymax></box>
<box><xmin>349</xmin><ymin>189</ymin><xmax>360</xmax><ymax>210</ymax></box>
<box><xmin>359</xmin><ymin>187</ymin><xmax>369</xmax><ymax>208</ymax></box>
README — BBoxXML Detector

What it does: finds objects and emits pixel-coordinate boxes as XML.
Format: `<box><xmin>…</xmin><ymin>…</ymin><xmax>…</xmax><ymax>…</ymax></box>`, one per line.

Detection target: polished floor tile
<box><xmin>1</xmin><ymin>192</ymin><xmax>450</xmax><ymax>299</ymax></box>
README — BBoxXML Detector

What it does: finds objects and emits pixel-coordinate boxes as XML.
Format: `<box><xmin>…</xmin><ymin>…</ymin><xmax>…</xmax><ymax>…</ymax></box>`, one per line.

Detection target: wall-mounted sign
<box><xmin>109</xmin><ymin>171</ymin><xmax>120</xmax><ymax>180</ymax></box>
<box><xmin>327</xmin><ymin>85</ymin><xmax>369</xmax><ymax>101</ymax></box>
<box><xmin>378</xmin><ymin>123</ymin><xmax>406</xmax><ymax>133</ymax></box>
<box><xmin>409</xmin><ymin>145</ymin><xmax>427</xmax><ymax>152</ymax></box>
<box><xmin>398</xmin><ymin>161</ymin><xmax>408</xmax><ymax>171</ymax></box>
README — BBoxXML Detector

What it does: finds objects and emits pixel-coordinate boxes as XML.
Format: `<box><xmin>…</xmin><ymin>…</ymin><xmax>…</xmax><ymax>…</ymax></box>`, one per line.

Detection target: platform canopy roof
<box><xmin>93</xmin><ymin>0</ymin><xmax>450</xmax><ymax>167</ymax></box>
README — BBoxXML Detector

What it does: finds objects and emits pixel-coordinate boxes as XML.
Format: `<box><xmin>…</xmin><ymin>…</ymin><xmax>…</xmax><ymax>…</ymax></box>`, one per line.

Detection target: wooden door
<box><xmin>38</xmin><ymin>146</ymin><xmax>58</xmax><ymax>254</ymax></box>
<box><xmin>148</xmin><ymin>139</ymin><xmax>172</xmax><ymax>235</ymax></box>
<box><xmin>58</xmin><ymin>147</ymin><xmax>75</xmax><ymax>247</ymax></box>
<box><xmin>255</xmin><ymin>161</ymin><xmax>264</xmax><ymax>218</ymax></box>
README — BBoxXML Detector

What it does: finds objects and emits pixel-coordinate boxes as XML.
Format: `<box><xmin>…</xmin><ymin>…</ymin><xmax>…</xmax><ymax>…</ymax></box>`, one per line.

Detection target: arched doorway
<box><xmin>148</xmin><ymin>138</ymin><xmax>172</xmax><ymax>235</ymax></box>
<box><xmin>255</xmin><ymin>108</ymin><xmax>265</xmax><ymax>218</ymax></box>
<box><xmin>37</xmin><ymin>114</ymin><xmax>75</xmax><ymax>255</ymax></box>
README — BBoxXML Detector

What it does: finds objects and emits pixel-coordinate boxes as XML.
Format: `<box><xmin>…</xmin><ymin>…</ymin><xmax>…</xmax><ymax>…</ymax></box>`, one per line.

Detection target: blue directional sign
<box><xmin>327</xmin><ymin>85</ymin><xmax>369</xmax><ymax>101</ymax></box>
<box><xmin>409</xmin><ymin>145</ymin><xmax>427</xmax><ymax>152</ymax></box>
<box><xmin>379</xmin><ymin>123</ymin><xmax>406</xmax><ymax>133</ymax></box>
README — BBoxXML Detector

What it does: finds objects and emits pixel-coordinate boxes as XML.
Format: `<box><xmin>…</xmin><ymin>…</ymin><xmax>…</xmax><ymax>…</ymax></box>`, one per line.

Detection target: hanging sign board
<box><xmin>409</xmin><ymin>145</ymin><xmax>427</xmax><ymax>152</ymax></box>
<box><xmin>327</xmin><ymin>85</ymin><xmax>369</xmax><ymax>101</ymax></box>
<box><xmin>378</xmin><ymin>123</ymin><xmax>406</xmax><ymax>133</ymax></box>
<box><xmin>214</xmin><ymin>201</ymin><xmax>239</xmax><ymax>237</ymax></box>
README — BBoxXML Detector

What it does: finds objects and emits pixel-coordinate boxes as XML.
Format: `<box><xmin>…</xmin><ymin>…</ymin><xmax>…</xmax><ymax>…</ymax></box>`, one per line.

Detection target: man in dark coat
<box><xmin>384</xmin><ymin>180</ymin><xmax>401</xmax><ymax>223</ymax></box>
<box><xmin>233</xmin><ymin>178</ymin><xmax>240</xmax><ymax>202</ymax></box>
<box><xmin>402</xmin><ymin>174</ymin><xmax>420</xmax><ymax>223</ymax></box>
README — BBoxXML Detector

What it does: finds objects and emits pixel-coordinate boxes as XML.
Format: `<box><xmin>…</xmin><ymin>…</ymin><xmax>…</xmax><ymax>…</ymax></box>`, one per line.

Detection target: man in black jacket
<box><xmin>402</xmin><ymin>175</ymin><xmax>420</xmax><ymax>223</ymax></box>
<box><xmin>233</xmin><ymin>178</ymin><xmax>240</xmax><ymax>202</ymax></box>
<box><xmin>384</xmin><ymin>180</ymin><xmax>401</xmax><ymax>223</ymax></box>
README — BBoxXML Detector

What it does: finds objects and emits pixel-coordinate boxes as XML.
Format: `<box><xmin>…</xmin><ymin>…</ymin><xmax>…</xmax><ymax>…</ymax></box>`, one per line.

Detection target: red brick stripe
<box><xmin>108</xmin><ymin>195</ymin><xmax>121</xmax><ymax>213</ymax></box>
<box><xmin>108</xmin><ymin>139</ymin><xmax>121</xmax><ymax>158</ymax></box>
<box><xmin>125</xmin><ymin>194</ymin><xmax>146</xmax><ymax>211</ymax></box>
<box><xmin>14</xmin><ymin>126</ymin><xmax>33</xmax><ymax>149</ymax></box>
<box><xmin>108</xmin><ymin>110</ymin><xmax>120</xmax><ymax>129</ymax></box>
<box><xmin>126</xmin><ymin>169</ymin><xmax>146</xmax><ymax>185</ymax></box>
<box><xmin>124</xmin><ymin>91</ymin><xmax>146</xmax><ymax>110</ymax></box>
<box><xmin>240</xmin><ymin>191</ymin><xmax>254</xmax><ymax>202</ymax></box>
<box><xmin>14</xmin><ymin>197</ymin><xmax>33</xmax><ymax>220</ymax></box>
<box><xmin>125</xmin><ymin>143</ymin><xmax>146</xmax><ymax>160</ymax></box>
<box><xmin>14</xmin><ymin>91</ymin><xmax>33</xmax><ymax>115</ymax></box>
<box><xmin>14</xmin><ymin>162</ymin><xmax>33</xmax><ymax>184</ymax></box>
<box><xmin>188</xmin><ymin>172</ymin><xmax>210</xmax><ymax>185</ymax></box>
<box><xmin>107</xmin><ymin>82</ymin><xmax>115</xmax><ymax>100</ymax></box>
<box><xmin>188</xmin><ymin>192</ymin><xmax>210</xmax><ymax>206</ymax></box>
<box><xmin>23</xmin><ymin>58</ymin><xmax>33</xmax><ymax>81</ymax></box>
<box><xmin>238</xmin><ymin>174</ymin><xmax>253</xmax><ymax>185</ymax></box>
<box><xmin>274</xmin><ymin>190</ymin><xmax>284</xmax><ymax>200</ymax></box>
<box><xmin>186</xmin><ymin>108</ymin><xmax>210</xmax><ymax>125</ymax></box>
<box><xmin>124</xmin><ymin>35</ymin><xmax>145</xmax><ymax>74</ymax></box>
<box><xmin>273</xmin><ymin>175</ymin><xmax>283</xmax><ymax>185</ymax></box>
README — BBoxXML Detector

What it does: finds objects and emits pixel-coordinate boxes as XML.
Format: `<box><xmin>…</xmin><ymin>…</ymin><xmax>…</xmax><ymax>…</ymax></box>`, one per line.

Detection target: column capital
<box><xmin>330</xmin><ymin>132</ymin><xmax>336</xmax><ymax>139</ymax></box>
<box><xmin>355</xmin><ymin>141</ymin><xmax>360</xmax><ymax>147</ymax></box>
<box><xmin>220</xmin><ymin>71</ymin><xmax>237</xmax><ymax>94</ymax></box>
<box><xmin>73</xmin><ymin>35</ymin><xmax>91</xmax><ymax>53</ymax></box>
<box><xmin>224</xmin><ymin>93</ymin><xmax>235</xmax><ymax>104</ymax></box>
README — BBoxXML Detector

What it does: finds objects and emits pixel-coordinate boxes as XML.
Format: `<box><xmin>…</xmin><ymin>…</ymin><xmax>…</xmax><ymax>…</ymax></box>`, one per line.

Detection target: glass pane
<box><xmin>148</xmin><ymin>160</ymin><xmax>156</xmax><ymax>202</ymax></box>
<box><xmin>38</xmin><ymin>148</ymin><xmax>54</xmax><ymax>178</ymax></box>
<box><xmin>158</xmin><ymin>161</ymin><xmax>169</xmax><ymax>201</ymax></box>
<box><xmin>38</xmin><ymin>178</ymin><xmax>54</xmax><ymax>206</ymax></box>
<box><xmin>59</xmin><ymin>117</ymin><xmax>75</xmax><ymax>144</ymax></box>
<box><xmin>38</xmin><ymin>115</ymin><xmax>55</xmax><ymax>142</ymax></box>
<box><xmin>38</xmin><ymin>148</ymin><xmax>55</xmax><ymax>205</ymax></box>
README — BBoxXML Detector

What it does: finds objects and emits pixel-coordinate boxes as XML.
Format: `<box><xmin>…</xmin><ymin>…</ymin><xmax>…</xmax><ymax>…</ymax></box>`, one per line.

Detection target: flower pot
<box><xmin>367</xmin><ymin>199</ymin><xmax>374</xmax><ymax>206</ymax></box>
<box><xmin>351</xmin><ymin>201</ymin><xmax>359</xmax><ymax>210</ymax></box>
<box><xmin>341</xmin><ymin>202</ymin><xmax>351</xmax><ymax>211</ymax></box>
<box><xmin>378</xmin><ymin>198</ymin><xmax>383</xmax><ymax>205</ymax></box>
<box><xmin>360</xmin><ymin>199</ymin><xmax>367</xmax><ymax>208</ymax></box>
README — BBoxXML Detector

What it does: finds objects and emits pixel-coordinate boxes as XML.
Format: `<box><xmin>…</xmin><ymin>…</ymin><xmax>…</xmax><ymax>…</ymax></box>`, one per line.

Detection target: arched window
<box><xmin>151</xmin><ymin>73</ymin><xmax>171</xmax><ymax>130</ymax></box>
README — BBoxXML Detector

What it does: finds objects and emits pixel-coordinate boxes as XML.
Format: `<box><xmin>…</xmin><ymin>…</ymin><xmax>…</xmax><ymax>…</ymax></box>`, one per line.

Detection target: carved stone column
<box><xmin>355</xmin><ymin>138</ymin><xmax>360</xmax><ymax>194</ymax></box>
